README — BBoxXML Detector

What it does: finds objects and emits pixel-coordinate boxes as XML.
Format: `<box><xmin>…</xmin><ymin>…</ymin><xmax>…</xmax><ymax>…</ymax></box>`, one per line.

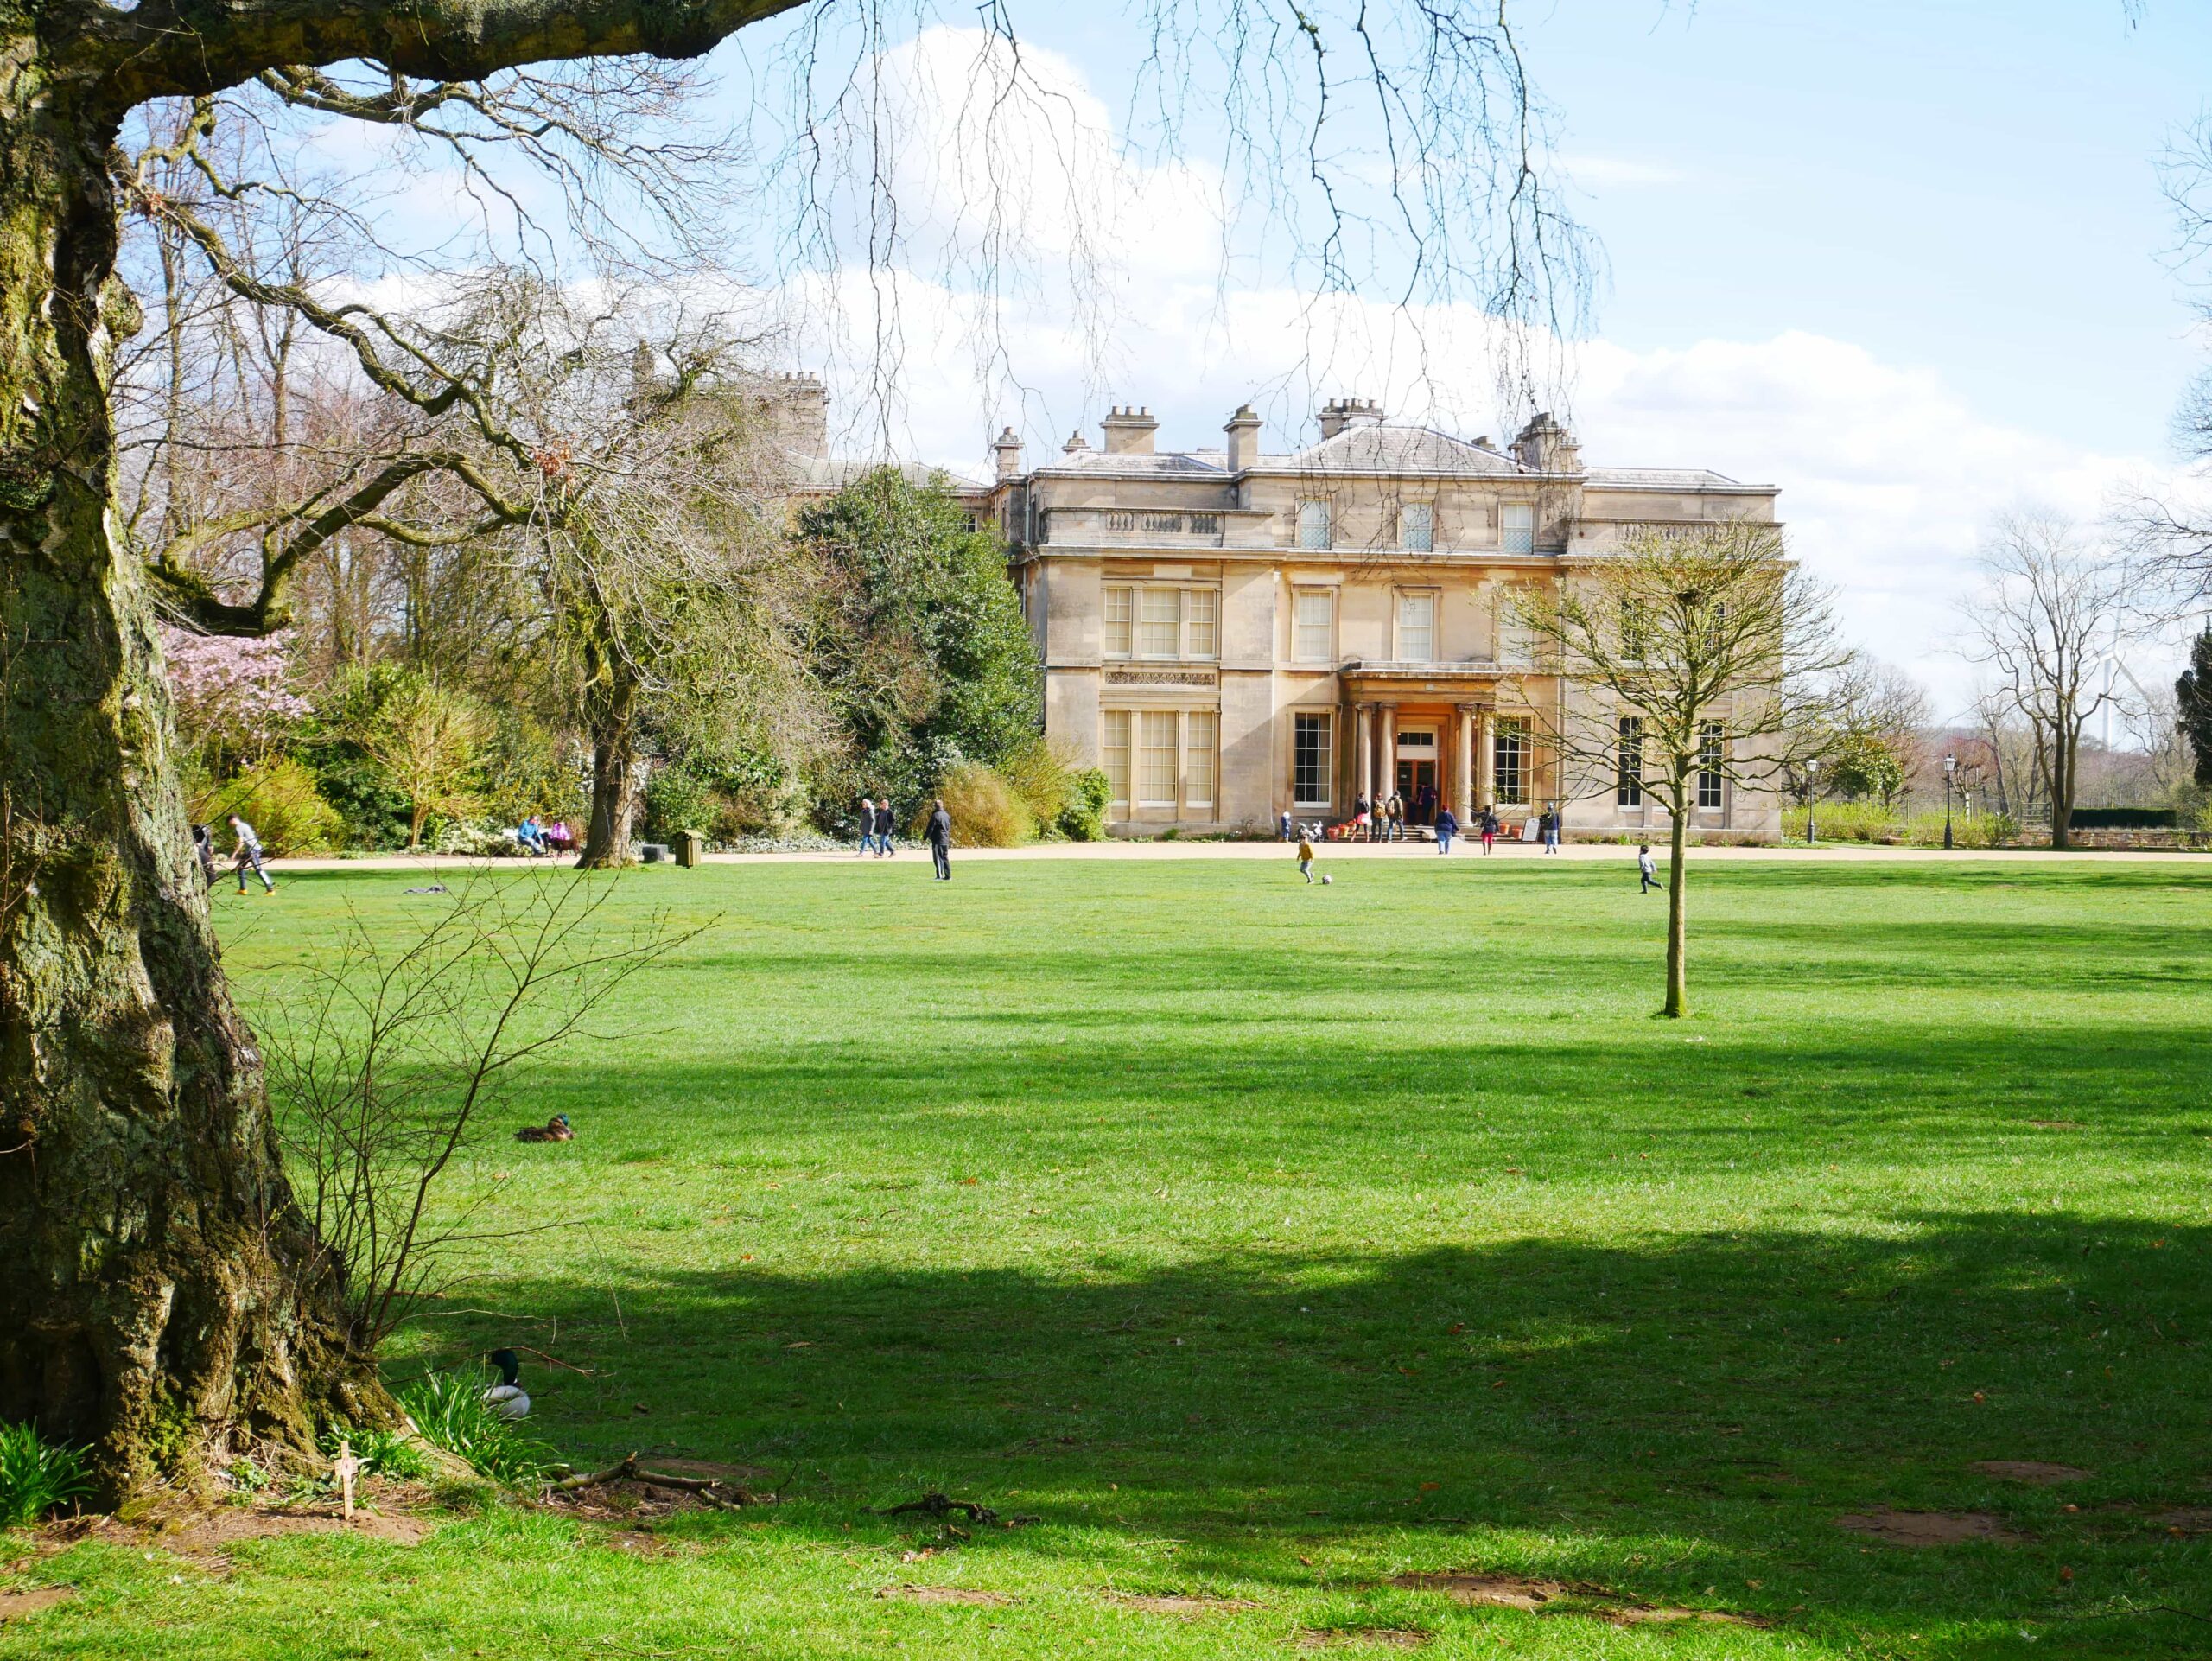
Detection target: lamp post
<box><xmin>1942</xmin><ymin>754</ymin><xmax>1956</xmax><ymax>850</ymax></box>
<box><xmin>1804</xmin><ymin>758</ymin><xmax>1820</xmax><ymax>847</ymax></box>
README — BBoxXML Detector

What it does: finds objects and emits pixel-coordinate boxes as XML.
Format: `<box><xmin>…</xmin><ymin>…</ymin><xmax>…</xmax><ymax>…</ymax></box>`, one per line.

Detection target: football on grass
<box><xmin>1320</xmin><ymin>875</ymin><xmax>1334</xmax><ymax>884</ymax></box>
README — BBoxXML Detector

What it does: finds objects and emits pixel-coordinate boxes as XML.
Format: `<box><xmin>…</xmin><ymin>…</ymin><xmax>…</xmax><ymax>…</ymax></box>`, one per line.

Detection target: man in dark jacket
<box><xmin>874</xmin><ymin>798</ymin><xmax>898</xmax><ymax>857</ymax></box>
<box><xmin>926</xmin><ymin>799</ymin><xmax>953</xmax><ymax>881</ymax></box>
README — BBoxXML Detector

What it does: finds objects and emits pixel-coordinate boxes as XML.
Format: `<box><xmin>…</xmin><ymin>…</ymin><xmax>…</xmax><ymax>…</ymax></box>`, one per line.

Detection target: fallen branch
<box><xmin>553</xmin><ymin>1454</ymin><xmax>639</xmax><ymax>1492</ymax></box>
<box><xmin>874</xmin><ymin>1492</ymin><xmax>999</xmax><ymax>1524</ymax></box>
<box><xmin>549</xmin><ymin>1454</ymin><xmax>777</xmax><ymax>1506</ymax></box>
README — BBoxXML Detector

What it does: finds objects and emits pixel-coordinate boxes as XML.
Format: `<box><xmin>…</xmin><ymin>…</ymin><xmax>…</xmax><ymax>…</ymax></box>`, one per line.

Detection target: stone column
<box><xmin>1476</xmin><ymin>708</ymin><xmax>1496</xmax><ymax>811</ymax></box>
<box><xmin>1378</xmin><ymin>703</ymin><xmax>1398</xmax><ymax>805</ymax></box>
<box><xmin>1354</xmin><ymin>702</ymin><xmax>1373</xmax><ymax>807</ymax></box>
<box><xmin>1454</xmin><ymin>703</ymin><xmax>1477</xmax><ymax>819</ymax></box>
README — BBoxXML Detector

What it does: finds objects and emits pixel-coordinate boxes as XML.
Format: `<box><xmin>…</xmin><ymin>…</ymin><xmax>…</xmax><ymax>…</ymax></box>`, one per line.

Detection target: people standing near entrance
<box><xmin>1479</xmin><ymin>805</ymin><xmax>1497</xmax><ymax>855</ymax></box>
<box><xmin>1297</xmin><ymin>830</ymin><xmax>1317</xmax><ymax>882</ymax></box>
<box><xmin>1386</xmin><ymin>791</ymin><xmax>1405</xmax><ymax>842</ymax></box>
<box><xmin>1279</xmin><ymin>808</ymin><xmax>1294</xmax><ymax>842</ymax></box>
<box><xmin>927</xmin><ymin>799</ymin><xmax>953</xmax><ymax>881</ymax></box>
<box><xmin>1416</xmin><ymin>780</ymin><xmax>1437</xmax><ymax>826</ymax></box>
<box><xmin>228</xmin><ymin>814</ymin><xmax>275</xmax><ymax>894</ymax></box>
<box><xmin>856</xmin><ymin>796</ymin><xmax>877</xmax><ymax>856</ymax></box>
<box><xmin>1434</xmin><ymin>805</ymin><xmax>1458</xmax><ymax>854</ymax></box>
<box><xmin>1639</xmin><ymin>843</ymin><xmax>1660</xmax><ymax>893</ymax></box>
<box><xmin>1354</xmin><ymin>792</ymin><xmax>1370</xmax><ymax>840</ymax></box>
<box><xmin>874</xmin><ymin>797</ymin><xmax>897</xmax><ymax>856</ymax></box>
<box><xmin>1541</xmin><ymin>807</ymin><xmax>1561</xmax><ymax>854</ymax></box>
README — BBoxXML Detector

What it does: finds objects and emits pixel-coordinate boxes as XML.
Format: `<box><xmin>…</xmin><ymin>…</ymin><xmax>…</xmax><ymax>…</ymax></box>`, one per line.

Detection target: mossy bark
<box><xmin>0</xmin><ymin>29</ymin><xmax>372</xmax><ymax>1501</ymax></box>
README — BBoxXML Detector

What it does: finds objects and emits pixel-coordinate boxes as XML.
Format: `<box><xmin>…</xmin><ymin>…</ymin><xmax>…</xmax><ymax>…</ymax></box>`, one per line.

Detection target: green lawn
<box><xmin>9</xmin><ymin>854</ymin><xmax>2212</xmax><ymax>1659</ymax></box>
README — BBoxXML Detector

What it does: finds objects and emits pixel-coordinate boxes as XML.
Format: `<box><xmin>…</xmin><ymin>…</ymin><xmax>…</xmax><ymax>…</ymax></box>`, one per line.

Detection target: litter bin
<box><xmin>673</xmin><ymin>829</ymin><xmax>704</xmax><ymax>869</ymax></box>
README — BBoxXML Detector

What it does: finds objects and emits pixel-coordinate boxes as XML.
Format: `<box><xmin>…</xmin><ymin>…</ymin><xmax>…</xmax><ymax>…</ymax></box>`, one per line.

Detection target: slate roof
<box><xmin>1268</xmin><ymin>423</ymin><xmax>1525</xmax><ymax>475</ymax></box>
<box><xmin>1585</xmin><ymin>466</ymin><xmax>1751</xmax><ymax>490</ymax></box>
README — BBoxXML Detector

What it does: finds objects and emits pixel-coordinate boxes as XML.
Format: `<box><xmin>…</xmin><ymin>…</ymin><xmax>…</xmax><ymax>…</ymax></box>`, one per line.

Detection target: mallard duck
<box><xmin>515</xmin><ymin>1114</ymin><xmax>573</xmax><ymax>1143</ymax></box>
<box><xmin>484</xmin><ymin>1348</ymin><xmax>531</xmax><ymax>1420</ymax></box>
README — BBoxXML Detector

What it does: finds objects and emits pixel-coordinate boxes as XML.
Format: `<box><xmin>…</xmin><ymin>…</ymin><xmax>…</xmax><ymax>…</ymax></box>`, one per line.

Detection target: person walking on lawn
<box><xmin>1639</xmin><ymin>843</ymin><xmax>1660</xmax><ymax>894</ymax></box>
<box><xmin>1297</xmin><ymin>830</ymin><xmax>1317</xmax><ymax>883</ymax></box>
<box><xmin>228</xmin><ymin>814</ymin><xmax>275</xmax><ymax>894</ymax></box>
<box><xmin>927</xmin><ymin>799</ymin><xmax>954</xmax><ymax>881</ymax></box>
<box><xmin>874</xmin><ymin>797</ymin><xmax>898</xmax><ymax>856</ymax></box>
<box><xmin>856</xmin><ymin>796</ymin><xmax>877</xmax><ymax>856</ymax></box>
<box><xmin>1434</xmin><ymin>805</ymin><xmax>1459</xmax><ymax>854</ymax></box>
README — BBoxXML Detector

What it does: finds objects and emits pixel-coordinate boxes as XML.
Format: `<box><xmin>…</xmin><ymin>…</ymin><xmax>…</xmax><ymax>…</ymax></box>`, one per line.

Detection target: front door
<box><xmin>1395</xmin><ymin>758</ymin><xmax>1437</xmax><ymax>823</ymax></box>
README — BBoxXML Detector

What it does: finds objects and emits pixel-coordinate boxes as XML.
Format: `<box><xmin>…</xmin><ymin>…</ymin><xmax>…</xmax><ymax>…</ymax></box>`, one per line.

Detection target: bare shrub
<box><xmin>263</xmin><ymin>872</ymin><xmax>701</xmax><ymax>1355</ymax></box>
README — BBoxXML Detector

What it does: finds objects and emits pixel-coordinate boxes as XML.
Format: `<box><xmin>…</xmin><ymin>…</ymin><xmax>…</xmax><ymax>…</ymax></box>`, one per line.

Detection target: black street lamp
<box><xmin>1804</xmin><ymin>758</ymin><xmax>1820</xmax><ymax>846</ymax></box>
<box><xmin>1942</xmin><ymin>754</ymin><xmax>1957</xmax><ymax>850</ymax></box>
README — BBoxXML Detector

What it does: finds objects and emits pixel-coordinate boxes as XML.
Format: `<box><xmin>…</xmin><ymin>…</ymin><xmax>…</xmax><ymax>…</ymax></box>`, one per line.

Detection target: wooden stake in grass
<box><xmin>333</xmin><ymin>1440</ymin><xmax>361</xmax><ymax>1521</ymax></box>
<box><xmin>1507</xmin><ymin>520</ymin><xmax>1846</xmax><ymax>1016</ymax></box>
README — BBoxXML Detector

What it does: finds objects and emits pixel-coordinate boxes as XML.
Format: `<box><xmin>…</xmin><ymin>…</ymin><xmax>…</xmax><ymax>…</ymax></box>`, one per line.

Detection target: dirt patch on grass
<box><xmin>0</xmin><ymin>1587</ymin><xmax>73</xmax><ymax>1622</ymax></box>
<box><xmin>1835</xmin><ymin>1509</ymin><xmax>2024</xmax><ymax>1546</ymax></box>
<box><xmin>880</xmin><ymin>1584</ymin><xmax>1016</xmax><ymax>1607</ymax></box>
<box><xmin>1388</xmin><ymin>1571</ymin><xmax>1766</xmax><ymax>1627</ymax></box>
<box><xmin>1389</xmin><ymin>1573</ymin><xmax>1592</xmax><ymax>1610</ymax></box>
<box><xmin>2150</xmin><ymin>1508</ymin><xmax>2212</xmax><ymax>1534</ymax></box>
<box><xmin>1971</xmin><ymin>1461</ymin><xmax>2093</xmax><ymax>1484</ymax></box>
<box><xmin>157</xmin><ymin>1505</ymin><xmax>433</xmax><ymax>1553</ymax></box>
<box><xmin>1109</xmin><ymin>1593</ymin><xmax>1262</xmax><ymax>1616</ymax></box>
<box><xmin>1296</xmin><ymin>1628</ymin><xmax>1428</xmax><ymax>1651</ymax></box>
<box><xmin>1608</xmin><ymin>1605</ymin><xmax>1770</xmax><ymax>1628</ymax></box>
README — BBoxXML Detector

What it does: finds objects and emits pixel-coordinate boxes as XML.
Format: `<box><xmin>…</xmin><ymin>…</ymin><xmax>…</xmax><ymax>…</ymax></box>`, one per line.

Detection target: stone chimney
<box><xmin>991</xmin><ymin>426</ymin><xmax>1024</xmax><ymax>481</ymax></box>
<box><xmin>1510</xmin><ymin>411</ymin><xmax>1582</xmax><ymax>474</ymax></box>
<box><xmin>1318</xmin><ymin>397</ymin><xmax>1383</xmax><ymax>441</ymax></box>
<box><xmin>1224</xmin><ymin>404</ymin><xmax>1261</xmax><ymax>473</ymax></box>
<box><xmin>1100</xmin><ymin>404</ymin><xmax>1158</xmax><ymax>455</ymax></box>
<box><xmin>1063</xmin><ymin>429</ymin><xmax>1090</xmax><ymax>454</ymax></box>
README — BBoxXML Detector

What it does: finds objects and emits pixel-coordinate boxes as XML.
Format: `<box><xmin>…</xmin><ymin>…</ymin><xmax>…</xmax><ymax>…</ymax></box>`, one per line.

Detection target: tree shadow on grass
<box><xmin>471</xmin><ymin>1209</ymin><xmax>2212</xmax><ymax>1658</ymax></box>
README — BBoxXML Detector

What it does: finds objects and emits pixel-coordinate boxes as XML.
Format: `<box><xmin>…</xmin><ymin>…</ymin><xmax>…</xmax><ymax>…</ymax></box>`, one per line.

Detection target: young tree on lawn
<box><xmin>1960</xmin><ymin>511</ymin><xmax>2134</xmax><ymax>850</ymax></box>
<box><xmin>0</xmin><ymin>3</ymin><xmax>1585</xmax><ymax>1502</ymax></box>
<box><xmin>359</xmin><ymin>676</ymin><xmax>486</xmax><ymax>851</ymax></box>
<box><xmin>1509</xmin><ymin>521</ymin><xmax>1843</xmax><ymax>1018</ymax></box>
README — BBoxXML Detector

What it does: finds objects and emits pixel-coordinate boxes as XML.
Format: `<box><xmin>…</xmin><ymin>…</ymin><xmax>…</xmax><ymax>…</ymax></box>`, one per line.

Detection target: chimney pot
<box><xmin>1100</xmin><ymin>404</ymin><xmax>1160</xmax><ymax>455</ymax></box>
<box><xmin>1224</xmin><ymin>403</ymin><xmax>1262</xmax><ymax>473</ymax></box>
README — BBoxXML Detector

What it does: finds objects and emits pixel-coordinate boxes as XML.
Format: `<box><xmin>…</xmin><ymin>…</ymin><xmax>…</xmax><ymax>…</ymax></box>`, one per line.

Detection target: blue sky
<box><xmin>682</xmin><ymin>2</ymin><xmax>2209</xmax><ymax>708</ymax></box>
<box><xmin>1518</xmin><ymin>0</ymin><xmax>2209</xmax><ymax>461</ymax></box>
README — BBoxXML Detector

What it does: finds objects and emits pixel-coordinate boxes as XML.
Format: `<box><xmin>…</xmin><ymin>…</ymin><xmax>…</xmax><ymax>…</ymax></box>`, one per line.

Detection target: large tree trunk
<box><xmin>2050</xmin><ymin>717</ymin><xmax>2075</xmax><ymax>850</ymax></box>
<box><xmin>0</xmin><ymin>54</ymin><xmax>369</xmax><ymax>1501</ymax></box>
<box><xmin>1662</xmin><ymin>783</ymin><xmax>1690</xmax><ymax>1019</ymax></box>
<box><xmin>577</xmin><ymin>684</ymin><xmax>641</xmax><ymax>868</ymax></box>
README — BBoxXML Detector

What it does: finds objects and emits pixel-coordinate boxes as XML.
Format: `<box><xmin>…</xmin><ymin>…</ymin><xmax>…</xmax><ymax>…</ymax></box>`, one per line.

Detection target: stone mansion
<box><xmin>763</xmin><ymin>372</ymin><xmax>1783</xmax><ymax>838</ymax></box>
<box><xmin>974</xmin><ymin>400</ymin><xmax>1782</xmax><ymax>837</ymax></box>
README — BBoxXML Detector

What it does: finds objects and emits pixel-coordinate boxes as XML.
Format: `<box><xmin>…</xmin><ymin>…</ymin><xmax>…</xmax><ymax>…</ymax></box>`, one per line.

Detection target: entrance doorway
<box><xmin>1395</xmin><ymin>726</ymin><xmax>1439</xmax><ymax>824</ymax></box>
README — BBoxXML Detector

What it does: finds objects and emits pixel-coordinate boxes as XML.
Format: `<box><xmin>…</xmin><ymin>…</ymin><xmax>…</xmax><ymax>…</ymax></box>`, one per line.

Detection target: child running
<box><xmin>1297</xmin><ymin>830</ymin><xmax>1317</xmax><ymax>883</ymax></box>
<box><xmin>1638</xmin><ymin>843</ymin><xmax>1660</xmax><ymax>894</ymax></box>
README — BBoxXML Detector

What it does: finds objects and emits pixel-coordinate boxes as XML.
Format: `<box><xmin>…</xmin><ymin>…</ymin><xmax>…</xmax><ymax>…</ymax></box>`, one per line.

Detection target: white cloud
<box><xmin>1560</xmin><ymin>154</ymin><xmax>1692</xmax><ymax>190</ymax></box>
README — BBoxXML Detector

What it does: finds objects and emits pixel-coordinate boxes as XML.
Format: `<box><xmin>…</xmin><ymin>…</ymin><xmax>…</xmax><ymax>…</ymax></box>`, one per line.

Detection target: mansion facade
<box><xmin>967</xmin><ymin>401</ymin><xmax>1783</xmax><ymax>837</ymax></box>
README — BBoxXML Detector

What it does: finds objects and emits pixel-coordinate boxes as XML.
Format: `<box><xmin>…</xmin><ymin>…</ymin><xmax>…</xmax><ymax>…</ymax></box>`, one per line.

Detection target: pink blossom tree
<box><xmin>160</xmin><ymin>627</ymin><xmax>314</xmax><ymax>775</ymax></box>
